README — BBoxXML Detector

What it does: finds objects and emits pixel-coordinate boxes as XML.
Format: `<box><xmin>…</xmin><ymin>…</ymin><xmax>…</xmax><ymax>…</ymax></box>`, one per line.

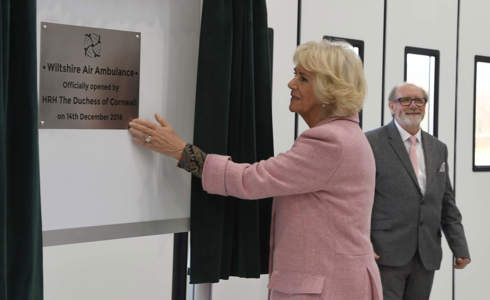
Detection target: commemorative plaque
<box><xmin>39</xmin><ymin>22</ymin><xmax>140</xmax><ymax>129</ymax></box>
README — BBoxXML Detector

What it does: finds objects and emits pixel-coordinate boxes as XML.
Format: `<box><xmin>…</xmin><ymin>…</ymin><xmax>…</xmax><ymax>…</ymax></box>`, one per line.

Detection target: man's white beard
<box><xmin>398</xmin><ymin>112</ymin><xmax>423</xmax><ymax>128</ymax></box>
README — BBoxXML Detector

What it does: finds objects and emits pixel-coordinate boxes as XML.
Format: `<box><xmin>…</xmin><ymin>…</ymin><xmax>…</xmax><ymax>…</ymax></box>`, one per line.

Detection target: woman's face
<box><xmin>288</xmin><ymin>66</ymin><xmax>321</xmax><ymax>118</ymax></box>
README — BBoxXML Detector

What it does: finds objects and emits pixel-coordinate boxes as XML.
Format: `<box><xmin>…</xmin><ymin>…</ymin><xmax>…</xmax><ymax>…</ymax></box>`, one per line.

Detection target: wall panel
<box><xmin>38</xmin><ymin>0</ymin><xmax>200</xmax><ymax>241</ymax></box>
<box><xmin>384</xmin><ymin>1</ymin><xmax>459</xmax><ymax>298</ymax></box>
<box><xmin>268</xmin><ymin>0</ymin><xmax>298</xmax><ymax>155</ymax></box>
<box><xmin>455</xmin><ymin>0</ymin><xmax>490</xmax><ymax>298</ymax></box>
<box><xmin>300</xmin><ymin>0</ymin><xmax>385</xmax><ymax>133</ymax></box>
<box><xmin>44</xmin><ymin>234</ymin><xmax>176</xmax><ymax>300</ymax></box>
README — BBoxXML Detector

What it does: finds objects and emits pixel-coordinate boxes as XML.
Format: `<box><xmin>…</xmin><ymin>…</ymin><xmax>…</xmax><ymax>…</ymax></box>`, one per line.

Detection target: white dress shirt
<box><xmin>394</xmin><ymin>119</ymin><xmax>427</xmax><ymax>195</ymax></box>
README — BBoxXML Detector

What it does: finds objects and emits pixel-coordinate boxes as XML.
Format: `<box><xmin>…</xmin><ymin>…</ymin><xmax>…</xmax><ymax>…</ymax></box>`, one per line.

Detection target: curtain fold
<box><xmin>190</xmin><ymin>0</ymin><xmax>274</xmax><ymax>283</ymax></box>
<box><xmin>0</xmin><ymin>0</ymin><xmax>44</xmax><ymax>299</ymax></box>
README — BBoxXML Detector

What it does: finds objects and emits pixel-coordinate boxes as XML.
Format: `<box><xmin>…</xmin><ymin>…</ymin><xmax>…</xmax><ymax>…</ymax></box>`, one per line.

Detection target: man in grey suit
<box><xmin>366</xmin><ymin>83</ymin><xmax>470</xmax><ymax>300</ymax></box>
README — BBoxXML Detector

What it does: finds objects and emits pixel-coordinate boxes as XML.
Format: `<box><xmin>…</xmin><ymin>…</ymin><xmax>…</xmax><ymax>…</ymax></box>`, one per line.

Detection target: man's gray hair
<box><xmin>388</xmin><ymin>83</ymin><xmax>428</xmax><ymax>102</ymax></box>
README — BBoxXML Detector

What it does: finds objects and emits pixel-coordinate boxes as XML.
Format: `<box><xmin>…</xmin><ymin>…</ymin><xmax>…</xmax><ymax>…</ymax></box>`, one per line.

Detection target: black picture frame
<box><xmin>404</xmin><ymin>46</ymin><xmax>440</xmax><ymax>138</ymax></box>
<box><xmin>472</xmin><ymin>55</ymin><xmax>490</xmax><ymax>172</ymax></box>
<box><xmin>323</xmin><ymin>35</ymin><xmax>365</xmax><ymax>63</ymax></box>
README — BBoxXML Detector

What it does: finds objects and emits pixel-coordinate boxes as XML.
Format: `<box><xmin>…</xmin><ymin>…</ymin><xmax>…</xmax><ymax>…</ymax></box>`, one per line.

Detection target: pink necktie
<box><xmin>408</xmin><ymin>136</ymin><xmax>418</xmax><ymax>176</ymax></box>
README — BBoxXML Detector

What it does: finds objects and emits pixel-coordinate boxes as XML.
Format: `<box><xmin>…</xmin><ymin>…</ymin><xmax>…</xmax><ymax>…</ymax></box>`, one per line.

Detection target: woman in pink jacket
<box><xmin>129</xmin><ymin>40</ymin><xmax>382</xmax><ymax>300</ymax></box>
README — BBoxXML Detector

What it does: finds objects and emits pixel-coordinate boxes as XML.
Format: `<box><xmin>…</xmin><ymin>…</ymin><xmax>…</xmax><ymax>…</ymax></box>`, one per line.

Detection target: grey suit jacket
<box><xmin>365</xmin><ymin>121</ymin><xmax>470</xmax><ymax>270</ymax></box>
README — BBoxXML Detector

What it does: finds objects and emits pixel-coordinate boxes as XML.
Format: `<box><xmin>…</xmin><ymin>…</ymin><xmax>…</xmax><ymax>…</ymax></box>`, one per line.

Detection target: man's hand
<box><xmin>374</xmin><ymin>251</ymin><xmax>380</xmax><ymax>260</ymax></box>
<box><xmin>454</xmin><ymin>257</ymin><xmax>471</xmax><ymax>269</ymax></box>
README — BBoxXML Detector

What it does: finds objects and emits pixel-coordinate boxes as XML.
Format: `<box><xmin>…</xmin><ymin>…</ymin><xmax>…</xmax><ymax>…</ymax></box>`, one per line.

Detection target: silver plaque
<box><xmin>39</xmin><ymin>22</ymin><xmax>140</xmax><ymax>129</ymax></box>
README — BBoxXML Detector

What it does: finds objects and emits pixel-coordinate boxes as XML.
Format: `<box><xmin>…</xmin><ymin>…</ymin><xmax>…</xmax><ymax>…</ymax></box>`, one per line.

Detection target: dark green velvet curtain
<box><xmin>190</xmin><ymin>0</ymin><xmax>274</xmax><ymax>283</ymax></box>
<box><xmin>0</xmin><ymin>0</ymin><xmax>44</xmax><ymax>299</ymax></box>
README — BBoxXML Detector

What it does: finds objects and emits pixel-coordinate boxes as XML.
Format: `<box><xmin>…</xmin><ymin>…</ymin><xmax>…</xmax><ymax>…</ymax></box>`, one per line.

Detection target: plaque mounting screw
<box><xmin>136</xmin><ymin>34</ymin><xmax>140</xmax><ymax>39</ymax></box>
<box><xmin>43</xmin><ymin>24</ymin><xmax>47</xmax><ymax>29</ymax></box>
<box><xmin>40</xmin><ymin>121</ymin><xmax>45</xmax><ymax>126</ymax></box>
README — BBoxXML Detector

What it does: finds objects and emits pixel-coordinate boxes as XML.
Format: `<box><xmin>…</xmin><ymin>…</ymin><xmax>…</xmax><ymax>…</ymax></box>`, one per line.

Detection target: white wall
<box><xmin>44</xmin><ymin>234</ymin><xmax>176</xmax><ymax>300</ymax></box>
<box><xmin>455</xmin><ymin>0</ymin><xmax>490</xmax><ymax>298</ymax></box>
<box><xmin>268</xmin><ymin>0</ymin><xmax>298</xmax><ymax>156</ymax></box>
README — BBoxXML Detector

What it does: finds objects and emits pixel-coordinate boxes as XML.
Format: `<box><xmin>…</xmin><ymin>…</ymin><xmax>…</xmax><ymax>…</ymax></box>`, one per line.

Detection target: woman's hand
<box><xmin>129</xmin><ymin>113</ymin><xmax>186</xmax><ymax>160</ymax></box>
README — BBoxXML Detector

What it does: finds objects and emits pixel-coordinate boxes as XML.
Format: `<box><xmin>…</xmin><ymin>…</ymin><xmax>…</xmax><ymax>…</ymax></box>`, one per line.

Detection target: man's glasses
<box><xmin>395</xmin><ymin>97</ymin><xmax>427</xmax><ymax>107</ymax></box>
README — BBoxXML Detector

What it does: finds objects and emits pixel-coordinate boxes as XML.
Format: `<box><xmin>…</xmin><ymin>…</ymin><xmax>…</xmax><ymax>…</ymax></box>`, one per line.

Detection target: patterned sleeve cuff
<box><xmin>177</xmin><ymin>144</ymin><xmax>207</xmax><ymax>178</ymax></box>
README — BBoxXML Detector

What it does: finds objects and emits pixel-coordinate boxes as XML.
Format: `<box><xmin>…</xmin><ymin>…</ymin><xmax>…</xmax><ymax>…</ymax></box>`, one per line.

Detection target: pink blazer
<box><xmin>202</xmin><ymin>115</ymin><xmax>382</xmax><ymax>300</ymax></box>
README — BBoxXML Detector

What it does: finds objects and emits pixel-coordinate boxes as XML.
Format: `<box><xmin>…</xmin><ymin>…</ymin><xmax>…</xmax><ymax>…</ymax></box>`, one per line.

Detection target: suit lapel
<box><xmin>421</xmin><ymin>131</ymin><xmax>434</xmax><ymax>192</ymax></box>
<box><xmin>385</xmin><ymin>121</ymin><xmax>422</xmax><ymax>194</ymax></box>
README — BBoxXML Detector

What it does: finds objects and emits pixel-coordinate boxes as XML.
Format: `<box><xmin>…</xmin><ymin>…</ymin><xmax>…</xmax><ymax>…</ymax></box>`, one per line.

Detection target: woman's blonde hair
<box><xmin>293</xmin><ymin>40</ymin><xmax>366</xmax><ymax>117</ymax></box>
